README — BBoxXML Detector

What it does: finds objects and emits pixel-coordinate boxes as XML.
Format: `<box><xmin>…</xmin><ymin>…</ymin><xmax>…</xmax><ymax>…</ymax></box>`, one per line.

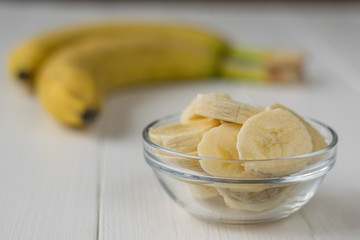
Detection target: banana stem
<box><xmin>221</xmin><ymin>58</ymin><xmax>267</xmax><ymax>83</ymax></box>
<box><xmin>225</xmin><ymin>46</ymin><xmax>267</xmax><ymax>64</ymax></box>
<box><xmin>221</xmin><ymin>46</ymin><xmax>304</xmax><ymax>83</ymax></box>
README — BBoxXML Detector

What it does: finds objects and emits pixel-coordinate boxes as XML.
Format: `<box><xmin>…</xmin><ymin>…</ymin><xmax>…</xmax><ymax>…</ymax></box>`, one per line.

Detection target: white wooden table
<box><xmin>1</xmin><ymin>2</ymin><xmax>360</xmax><ymax>239</ymax></box>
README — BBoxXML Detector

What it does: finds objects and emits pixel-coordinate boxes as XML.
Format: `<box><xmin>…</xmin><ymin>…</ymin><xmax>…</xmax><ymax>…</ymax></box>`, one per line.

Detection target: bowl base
<box><xmin>189</xmin><ymin>212</ymin><xmax>293</xmax><ymax>225</ymax></box>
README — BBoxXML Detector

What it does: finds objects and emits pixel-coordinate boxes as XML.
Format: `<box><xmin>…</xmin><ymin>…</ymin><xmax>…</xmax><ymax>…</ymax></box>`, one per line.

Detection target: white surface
<box><xmin>1</xmin><ymin>2</ymin><xmax>360</xmax><ymax>240</ymax></box>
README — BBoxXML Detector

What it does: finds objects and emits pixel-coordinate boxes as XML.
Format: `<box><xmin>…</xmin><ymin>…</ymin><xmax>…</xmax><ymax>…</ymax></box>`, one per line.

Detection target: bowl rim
<box><xmin>142</xmin><ymin>113</ymin><xmax>338</xmax><ymax>183</ymax></box>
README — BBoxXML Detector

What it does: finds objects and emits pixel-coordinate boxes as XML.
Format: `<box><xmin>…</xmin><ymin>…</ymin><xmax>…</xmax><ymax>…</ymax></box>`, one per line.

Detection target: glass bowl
<box><xmin>142</xmin><ymin>114</ymin><xmax>337</xmax><ymax>224</ymax></box>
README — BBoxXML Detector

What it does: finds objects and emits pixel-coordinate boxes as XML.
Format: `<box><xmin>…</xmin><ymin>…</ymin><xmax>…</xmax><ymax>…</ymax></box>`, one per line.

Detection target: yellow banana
<box><xmin>9</xmin><ymin>21</ymin><xmax>226</xmax><ymax>86</ymax></box>
<box><xmin>37</xmin><ymin>35</ymin><xmax>222</xmax><ymax>126</ymax></box>
<box><xmin>9</xmin><ymin>22</ymin><xmax>305</xmax><ymax>127</ymax></box>
<box><xmin>37</xmin><ymin>59</ymin><xmax>103</xmax><ymax>126</ymax></box>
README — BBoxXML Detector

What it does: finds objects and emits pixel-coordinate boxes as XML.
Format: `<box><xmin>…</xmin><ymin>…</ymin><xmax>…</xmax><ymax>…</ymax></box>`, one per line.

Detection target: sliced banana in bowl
<box><xmin>143</xmin><ymin>92</ymin><xmax>337</xmax><ymax>224</ymax></box>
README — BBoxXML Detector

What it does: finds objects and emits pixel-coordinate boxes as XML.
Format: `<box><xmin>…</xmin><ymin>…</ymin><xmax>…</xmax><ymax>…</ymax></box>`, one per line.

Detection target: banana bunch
<box><xmin>8</xmin><ymin>21</ymin><xmax>304</xmax><ymax>127</ymax></box>
<box><xmin>149</xmin><ymin>93</ymin><xmax>327</xmax><ymax>211</ymax></box>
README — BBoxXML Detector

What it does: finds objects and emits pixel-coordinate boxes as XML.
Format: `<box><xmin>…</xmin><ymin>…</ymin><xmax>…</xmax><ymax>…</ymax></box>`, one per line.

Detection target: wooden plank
<box><xmin>0</xmin><ymin>7</ymin><xmax>99</xmax><ymax>240</ymax></box>
<box><xmin>0</xmin><ymin>81</ymin><xmax>100</xmax><ymax>240</ymax></box>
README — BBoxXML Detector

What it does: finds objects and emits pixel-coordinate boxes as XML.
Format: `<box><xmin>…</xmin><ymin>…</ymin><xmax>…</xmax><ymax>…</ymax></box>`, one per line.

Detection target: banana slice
<box><xmin>150</xmin><ymin>118</ymin><xmax>219</xmax><ymax>171</ymax></box>
<box><xmin>197</xmin><ymin>123</ymin><xmax>270</xmax><ymax>191</ymax></box>
<box><xmin>200</xmin><ymin>159</ymin><xmax>248</xmax><ymax>178</ymax></box>
<box><xmin>266</xmin><ymin>103</ymin><xmax>327</xmax><ymax>151</ymax></box>
<box><xmin>198</xmin><ymin>122</ymin><xmax>245</xmax><ymax>177</ymax></box>
<box><xmin>180</xmin><ymin>92</ymin><xmax>230</xmax><ymax>124</ymax></box>
<box><xmin>195</xmin><ymin>93</ymin><xmax>264</xmax><ymax>124</ymax></box>
<box><xmin>155</xmin><ymin>151</ymin><xmax>203</xmax><ymax>172</ymax></box>
<box><xmin>188</xmin><ymin>183</ymin><xmax>219</xmax><ymax>199</ymax></box>
<box><xmin>218</xmin><ymin>185</ymin><xmax>295</xmax><ymax>212</ymax></box>
<box><xmin>237</xmin><ymin>108</ymin><xmax>313</xmax><ymax>177</ymax></box>
<box><xmin>198</xmin><ymin>122</ymin><xmax>242</xmax><ymax>160</ymax></box>
<box><xmin>198</xmin><ymin>122</ymin><xmax>270</xmax><ymax>191</ymax></box>
<box><xmin>149</xmin><ymin>122</ymin><xmax>216</xmax><ymax>153</ymax></box>
<box><xmin>210</xmin><ymin>92</ymin><xmax>231</xmax><ymax>99</ymax></box>
<box><xmin>180</xmin><ymin>99</ymin><xmax>204</xmax><ymax>124</ymax></box>
<box><xmin>184</xmin><ymin>117</ymin><xmax>220</xmax><ymax>129</ymax></box>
